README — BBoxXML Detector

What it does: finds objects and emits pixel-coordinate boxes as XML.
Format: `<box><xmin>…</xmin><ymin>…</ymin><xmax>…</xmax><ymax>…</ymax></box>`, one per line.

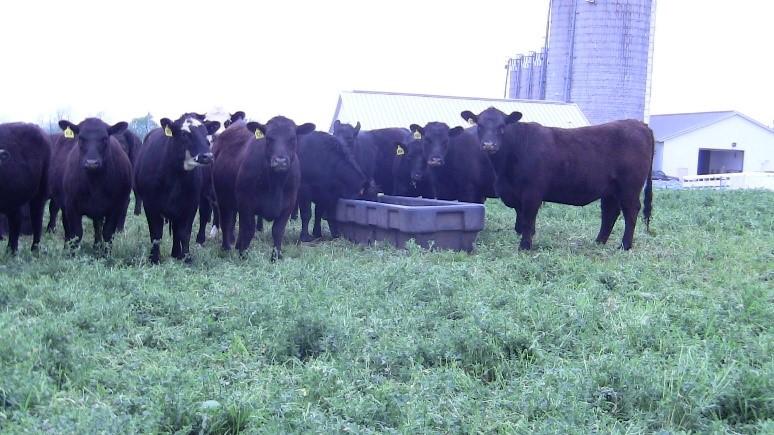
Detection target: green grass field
<box><xmin>1</xmin><ymin>189</ymin><xmax>772</xmax><ymax>434</ymax></box>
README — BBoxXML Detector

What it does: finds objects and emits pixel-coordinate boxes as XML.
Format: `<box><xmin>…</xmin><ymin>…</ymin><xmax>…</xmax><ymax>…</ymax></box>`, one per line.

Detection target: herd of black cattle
<box><xmin>0</xmin><ymin>107</ymin><xmax>654</xmax><ymax>262</ymax></box>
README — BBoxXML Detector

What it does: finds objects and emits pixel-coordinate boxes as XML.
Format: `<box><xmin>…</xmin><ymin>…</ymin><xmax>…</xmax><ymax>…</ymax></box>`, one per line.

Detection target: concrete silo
<box><xmin>505</xmin><ymin>50</ymin><xmax>546</xmax><ymax>100</ymax></box>
<box><xmin>506</xmin><ymin>0</ymin><xmax>656</xmax><ymax>124</ymax></box>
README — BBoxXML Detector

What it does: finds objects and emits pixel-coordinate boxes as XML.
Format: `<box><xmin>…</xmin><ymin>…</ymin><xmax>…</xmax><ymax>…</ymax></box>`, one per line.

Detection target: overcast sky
<box><xmin>1</xmin><ymin>0</ymin><xmax>772</xmax><ymax>129</ymax></box>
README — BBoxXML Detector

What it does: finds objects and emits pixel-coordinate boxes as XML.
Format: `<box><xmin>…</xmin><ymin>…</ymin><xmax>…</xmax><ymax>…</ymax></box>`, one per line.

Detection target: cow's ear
<box><xmin>160</xmin><ymin>118</ymin><xmax>178</xmax><ymax>137</ymax></box>
<box><xmin>449</xmin><ymin>126</ymin><xmax>465</xmax><ymax>137</ymax></box>
<box><xmin>395</xmin><ymin>142</ymin><xmax>406</xmax><ymax>157</ymax></box>
<box><xmin>354</xmin><ymin>121</ymin><xmax>361</xmax><ymax>136</ymax></box>
<box><xmin>107</xmin><ymin>121</ymin><xmax>128</xmax><ymax>136</ymax></box>
<box><xmin>296</xmin><ymin>123</ymin><xmax>316</xmax><ymax>136</ymax></box>
<box><xmin>205</xmin><ymin>121</ymin><xmax>221</xmax><ymax>135</ymax></box>
<box><xmin>246</xmin><ymin>122</ymin><xmax>266</xmax><ymax>139</ymax></box>
<box><xmin>58</xmin><ymin>120</ymin><xmax>79</xmax><ymax>135</ymax></box>
<box><xmin>461</xmin><ymin>111</ymin><xmax>477</xmax><ymax>125</ymax></box>
<box><xmin>409</xmin><ymin>124</ymin><xmax>424</xmax><ymax>139</ymax></box>
<box><xmin>230</xmin><ymin>111</ymin><xmax>245</xmax><ymax>120</ymax></box>
<box><xmin>505</xmin><ymin>111</ymin><xmax>523</xmax><ymax>124</ymax></box>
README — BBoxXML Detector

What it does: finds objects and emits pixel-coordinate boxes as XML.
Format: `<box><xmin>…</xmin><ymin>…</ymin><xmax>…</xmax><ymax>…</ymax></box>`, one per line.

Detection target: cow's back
<box><xmin>505</xmin><ymin>119</ymin><xmax>652</xmax><ymax>206</ymax></box>
<box><xmin>213</xmin><ymin>124</ymin><xmax>255</xmax><ymax>207</ymax></box>
<box><xmin>213</xmin><ymin>121</ymin><xmax>252</xmax><ymax>158</ymax></box>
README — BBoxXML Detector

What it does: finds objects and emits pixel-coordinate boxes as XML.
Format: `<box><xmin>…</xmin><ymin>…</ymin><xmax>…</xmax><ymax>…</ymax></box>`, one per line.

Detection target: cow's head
<box><xmin>247</xmin><ymin>116</ymin><xmax>315</xmax><ymax>173</ymax></box>
<box><xmin>332</xmin><ymin>120</ymin><xmax>361</xmax><ymax>155</ymax></box>
<box><xmin>461</xmin><ymin>107</ymin><xmax>522</xmax><ymax>154</ymax></box>
<box><xmin>392</xmin><ymin>137</ymin><xmax>426</xmax><ymax>196</ymax></box>
<box><xmin>59</xmin><ymin>118</ymin><xmax>127</xmax><ymax>172</ymax></box>
<box><xmin>0</xmin><ymin>149</ymin><xmax>9</xmax><ymax>165</ymax></box>
<box><xmin>160</xmin><ymin>115</ymin><xmax>220</xmax><ymax>171</ymax></box>
<box><xmin>224</xmin><ymin>111</ymin><xmax>246</xmax><ymax>129</ymax></box>
<box><xmin>410</xmin><ymin>122</ymin><xmax>464</xmax><ymax>168</ymax></box>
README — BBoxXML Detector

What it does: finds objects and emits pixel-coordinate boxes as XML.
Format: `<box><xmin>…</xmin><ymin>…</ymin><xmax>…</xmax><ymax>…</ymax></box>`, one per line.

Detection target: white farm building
<box><xmin>330</xmin><ymin>90</ymin><xmax>590</xmax><ymax>131</ymax></box>
<box><xmin>649</xmin><ymin>111</ymin><xmax>774</xmax><ymax>178</ymax></box>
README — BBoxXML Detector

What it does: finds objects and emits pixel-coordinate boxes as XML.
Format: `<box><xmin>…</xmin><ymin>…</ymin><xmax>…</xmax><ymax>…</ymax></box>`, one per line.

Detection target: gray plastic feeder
<box><xmin>335</xmin><ymin>195</ymin><xmax>486</xmax><ymax>252</ymax></box>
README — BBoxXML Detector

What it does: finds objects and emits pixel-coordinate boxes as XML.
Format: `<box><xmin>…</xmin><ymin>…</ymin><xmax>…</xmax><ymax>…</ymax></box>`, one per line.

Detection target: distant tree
<box><xmin>128</xmin><ymin>113</ymin><xmax>159</xmax><ymax>139</ymax></box>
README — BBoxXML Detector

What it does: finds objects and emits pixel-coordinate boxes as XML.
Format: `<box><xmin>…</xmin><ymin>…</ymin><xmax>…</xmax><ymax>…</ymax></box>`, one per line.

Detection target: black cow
<box><xmin>134</xmin><ymin>114</ymin><xmax>220</xmax><ymax>263</ymax></box>
<box><xmin>396</xmin><ymin>123</ymin><xmax>496</xmax><ymax>203</ymax></box>
<box><xmin>461</xmin><ymin>107</ymin><xmax>654</xmax><ymax>250</ymax></box>
<box><xmin>297</xmin><ymin>131</ymin><xmax>372</xmax><ymax>241</ymax></box>
<box><xmin>48</xmin><ymin>129</ymin><xmax>138</xmax><ymax>233</ymax></box>
<box><xmin>213</xmin><ymin>116</ymin><xmax>314</xmax><ymax>260</ymax></box>
<box><xmin>391</xmin><ymin>137</ymin><xmax>434</xmax><ymax>198</ymax></box>
<box><xmin>0</xmin><ymin>123</ymin><xmax>50</xmax><ymax>253</ymax></box>
<box><xmin>331</xmin><ymin>122</ymin><xmax>410</xmax><ymax>195</ymax></box>
<box><xmin>223</xmin><ymin>111</ymin><xmax>246</xmax><ymax>129</ymax></box>
<box><xmin>54</xmin><ymin>118</ymin><xmax>132</xmax><ymax>250</ymax></box>
<box><xmin>132</xmin><ymin>117</ymin><xmax>205</xmax><ymax>218</ymax></box>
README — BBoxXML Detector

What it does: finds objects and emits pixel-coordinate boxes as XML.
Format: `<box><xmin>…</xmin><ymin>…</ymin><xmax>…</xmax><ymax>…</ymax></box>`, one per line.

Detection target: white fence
<box><xmin>681</xmin><ymin>172</ymin><xmax>774</xmax><ymax>191</ymax></box>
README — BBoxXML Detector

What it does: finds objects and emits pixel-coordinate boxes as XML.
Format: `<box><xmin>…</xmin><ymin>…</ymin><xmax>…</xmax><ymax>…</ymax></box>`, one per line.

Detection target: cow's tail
<box><xmin>643</xmin><ymin>125</ymin><xmax>654</xmax><ymax>233</ymax></box>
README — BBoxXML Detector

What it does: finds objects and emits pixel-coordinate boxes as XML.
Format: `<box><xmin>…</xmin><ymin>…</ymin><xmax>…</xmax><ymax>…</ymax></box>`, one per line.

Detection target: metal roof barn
<box><xmin>330</xmin><ymin>90</ymin><xmax>590</xmax><ymax>132</ymax></box>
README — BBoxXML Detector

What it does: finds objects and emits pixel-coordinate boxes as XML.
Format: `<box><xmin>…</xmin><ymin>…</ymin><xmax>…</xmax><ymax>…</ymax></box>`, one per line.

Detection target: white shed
<box><xmin>649</xmin><ymin>111</ymin><xmax>774</xmax><ymax>178</ymax></box>
<box><xmin>330</xmin><ymin>90</ymin><xmax>590</xmax><ymax>132</ymax></box>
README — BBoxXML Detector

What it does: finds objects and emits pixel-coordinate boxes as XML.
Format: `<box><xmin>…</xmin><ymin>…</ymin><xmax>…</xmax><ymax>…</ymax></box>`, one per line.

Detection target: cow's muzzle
<box><xmin>83</xmin><ymin>159</ymin><xmax>102</xmax><ymax>170</ymax></box>
<box><xmin>0</xmin><ymin>149</ymin><xmax>9</xmax><ymax>163</ymax></box>
<box><xmin>270</xmin><ymin>156</ymin><xmax>290</xmax><ymax>172</ymax></box>
<box><xmin>427</xmin><ymin>157</ymin><xmax>444</xmax><ymax>167</ymax></box>
<box><xmin>482</xmin><ymin>141</ymin><xmax>498</xmax><ymax>153</ymax></box>
<box><xmin>195</xmin><ymin>152</ymin><xmax>214</xmax><ymax>165</ymax></box>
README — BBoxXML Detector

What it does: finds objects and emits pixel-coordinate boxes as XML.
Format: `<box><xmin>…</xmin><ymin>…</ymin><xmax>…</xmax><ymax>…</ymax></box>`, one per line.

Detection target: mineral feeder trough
<box><xmin>335</xmin><ymin>195</ymin><xmax>486</xmax><ymax>252</ymax></box>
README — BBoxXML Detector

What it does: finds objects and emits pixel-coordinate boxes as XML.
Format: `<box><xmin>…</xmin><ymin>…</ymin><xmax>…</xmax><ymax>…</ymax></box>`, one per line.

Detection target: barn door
<box><xmin>697</xmin><ymin>149</ymin><xmax>711</xmax><ymax>175</ymax></box>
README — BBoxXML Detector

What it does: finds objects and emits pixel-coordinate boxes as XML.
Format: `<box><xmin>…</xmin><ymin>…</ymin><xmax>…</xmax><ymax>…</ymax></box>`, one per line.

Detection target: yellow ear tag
<box><xmin>412</xmin><ymin>131</ymin><xmax>422</xmax><ymax>140</ymax></box>
<box><xmin>467</xmin><ymin>118</ymin><xmax>476</xmax><ymax>126</ymax></box>
<box><xmin>164</xmin><ymin>126</ymin><xmax>173</xmax><ymax>137</ymax></box>
<box><xmin>64</xmin><ymin>127</ymin><xmax>75</xmax><ymax>139</ymax></box>
<box><xmin>254</xmin><ymin>130</ymin><xmax>264</xmax><ymax>139</ymax></box>
<box><xmin>396</xmin><ymin>145</ymin><xmax>405</xmax><ymax>156</ymax></box>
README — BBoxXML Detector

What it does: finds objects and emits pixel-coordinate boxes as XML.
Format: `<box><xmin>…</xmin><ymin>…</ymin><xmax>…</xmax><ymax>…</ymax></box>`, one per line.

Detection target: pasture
<box><xmin>1</xmin><ymin>189</ymin><xmax>772</xmax><ymax>433</ymax></box>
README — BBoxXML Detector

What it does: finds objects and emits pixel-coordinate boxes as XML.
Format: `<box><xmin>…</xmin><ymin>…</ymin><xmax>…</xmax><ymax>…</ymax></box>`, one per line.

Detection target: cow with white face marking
<box><xmin>133</xmin><ymin>113</ymin><xmax>220</xmax><ymax>263</ymax></box>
